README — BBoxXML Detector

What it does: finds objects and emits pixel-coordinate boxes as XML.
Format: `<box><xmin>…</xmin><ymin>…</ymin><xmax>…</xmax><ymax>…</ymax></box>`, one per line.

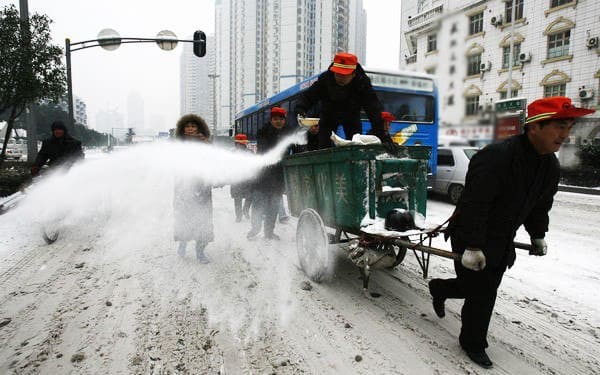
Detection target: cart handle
<box><xmin>391</xmin><ymin>239</ymin><xmax>534</xmax><ymax>261</ymax></box>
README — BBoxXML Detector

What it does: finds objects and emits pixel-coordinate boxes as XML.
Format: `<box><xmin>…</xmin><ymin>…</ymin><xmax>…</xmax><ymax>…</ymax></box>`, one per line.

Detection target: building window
<box><xmin>426</xmin><ymin>67</ymin><xmax>436</xmax><ymax>75</ymax></box>
<box><xmin>544</xmin><ymin>83</ymin><xmax>566</xmax><ymax>97</ymax></box>
<box><xmin>505</xmin><ymin>0</ymin><xmax>524</xmax><ymax>23</ymax></box>
<box><xmin>451</xmin><ymin>23</ymin><xmax>458</xmax><ymax>33</ymax></box>
<box><xmin>448</xmin><ymin>95</ymin><xmax>454</xmax><ymax>106</ymax></box>
<box><xmin>469</xmin><ymin>12</ymin><xmax>484</xmax><ymax>35</ymax></box>
<box><xmin>449</xmin><ymin>65</ymin><xmax>455</xmax><ymax>75</ymax></box>
<box><xmin>502</xmin><ymin>44</ymin><xmax>521</xmax><ymax>68</ymax></box>
<box><xmin>550</xmin><ymin>0</ymin><xmax>571</xmax><ymax>8</ymax></box>
<box><xmin>500</xmin><ymin>90</ymin><xmax>519</xmax><ymax>99</ymax></box>
<box><xmin>547</xmin><ymin>30</ymin><xmax>570</xmax><ymax>58</ymax></box>
<box><xmin>467</xmin><ymin>54</ymin><xmax>481</xmax><ymax>75</ymax></box>
<box><xmin>465</xmin><ymin>96</ymin><xmax>480</xmax><ymax>115</ymax></box>
<box><xmin>427</xmin><ymin>34</ymin><xmax>437</xmax><ymax>52</ymax></box>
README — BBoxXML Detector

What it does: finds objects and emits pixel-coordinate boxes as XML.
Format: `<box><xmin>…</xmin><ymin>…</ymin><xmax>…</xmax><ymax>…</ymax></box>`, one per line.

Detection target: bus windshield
<box><xmin>368</xmin><ymin>91</ymin><xmax>435</xmax><ymax>123</ymax></box>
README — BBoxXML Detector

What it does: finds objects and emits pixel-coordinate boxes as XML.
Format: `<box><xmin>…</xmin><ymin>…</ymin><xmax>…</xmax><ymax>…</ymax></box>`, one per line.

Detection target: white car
<box><xmin>431</xmin><ymin>146</ymin><xmax>479</xmax><ymax>204</ymax></box>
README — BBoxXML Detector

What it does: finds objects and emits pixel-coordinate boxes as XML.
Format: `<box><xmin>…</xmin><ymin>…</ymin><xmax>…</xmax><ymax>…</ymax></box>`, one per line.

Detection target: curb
<box><xmin>558</xmin><ymin>185</ymin><xmax>600</xmax><ymax>195</ymax></box>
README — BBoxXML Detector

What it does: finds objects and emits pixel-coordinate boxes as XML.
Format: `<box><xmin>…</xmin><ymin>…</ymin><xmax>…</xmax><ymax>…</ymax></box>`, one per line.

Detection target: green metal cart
<box><xmin>282</xmin><ymin>144</ymin><xmax>447</xmax><ymax>291</ymax></box>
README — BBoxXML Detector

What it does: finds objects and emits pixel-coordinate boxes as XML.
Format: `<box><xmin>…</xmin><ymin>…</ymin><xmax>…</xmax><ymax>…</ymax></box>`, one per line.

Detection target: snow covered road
<box><xmin>1</xmin><ymin>184</ymin><xmax>599</xmax><ymax>374</ymax></box>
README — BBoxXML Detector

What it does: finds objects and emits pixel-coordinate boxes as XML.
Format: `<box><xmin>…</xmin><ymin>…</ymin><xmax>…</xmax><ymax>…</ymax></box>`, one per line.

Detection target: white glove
<box><xmin>461</xmin><ymin>248</ymin><xmax>486</xmax><ymax>271</ymax></box>
<box><xmin>530</xmin><ymin>238</ymin><xmax>547</xmax><ymax>256</ymax></box>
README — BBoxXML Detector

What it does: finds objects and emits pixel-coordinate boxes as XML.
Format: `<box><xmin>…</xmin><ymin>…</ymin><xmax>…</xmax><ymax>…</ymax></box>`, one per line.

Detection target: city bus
<box><xmin>234</xmin><ymin>69</ymin><xmax>439</xmax><ymax>173</ymax></box>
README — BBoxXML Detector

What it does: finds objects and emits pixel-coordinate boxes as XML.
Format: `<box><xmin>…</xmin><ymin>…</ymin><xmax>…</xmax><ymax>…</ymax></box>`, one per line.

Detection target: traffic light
<box><xmin>193</xmin><ymin>30</ymin><xmax>206</xmax><ymax>57</ymax></box>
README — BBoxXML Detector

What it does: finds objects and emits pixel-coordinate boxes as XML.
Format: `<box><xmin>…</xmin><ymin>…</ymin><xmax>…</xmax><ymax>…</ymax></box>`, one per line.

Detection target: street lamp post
<box><xmin>208</xmin><ymin>73</ymin><xmax>220</xmax><ymax>134</ymax></box>
<box><xmin>64</xmin><ymin>29</ymin><xmax>206</xmax><ymax>128</ymax></box>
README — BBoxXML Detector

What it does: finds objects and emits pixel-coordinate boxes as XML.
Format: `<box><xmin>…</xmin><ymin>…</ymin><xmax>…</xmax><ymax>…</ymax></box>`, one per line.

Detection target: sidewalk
<box><xmin>558</xmin><ymin>184</ymin><xmax>600</xmax><ymax>195</ymax></box>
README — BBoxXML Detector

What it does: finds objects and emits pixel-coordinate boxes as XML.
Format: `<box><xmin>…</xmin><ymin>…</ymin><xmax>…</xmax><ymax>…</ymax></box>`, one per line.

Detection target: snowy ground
<box><xmin>0</xmin><ymin>143</ymin><xmax>599</xmax><ymax>374</ymax></box>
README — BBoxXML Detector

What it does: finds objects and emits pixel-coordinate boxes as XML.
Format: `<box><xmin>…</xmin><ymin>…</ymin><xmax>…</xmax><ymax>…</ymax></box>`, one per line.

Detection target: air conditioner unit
<box><xmin>490</xmin><ymin>15</ymin><xmax>503</xmax><ymax>26</ymax></box>
<box><xmin>480</xmin><ymin>61</ymin><xmax>492</xmax><ymax>71</ymax></box>
<box><xmin>518</xmin><ymin>52</ymin><xmax>531</xmax><ymax>63</ymax></box>
<box><xmin>586</xmin><ymin>37</ymin><xmax>599</xmax><ymax>49</ymax></box>
<box><xmin>579</xmin><ymin>87</ymin><xmax>594</xmax><ymax>100</ymax></box>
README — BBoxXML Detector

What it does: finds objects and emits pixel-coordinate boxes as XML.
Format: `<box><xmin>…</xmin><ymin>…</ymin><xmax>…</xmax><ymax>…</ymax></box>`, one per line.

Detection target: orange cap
<box><xmin>330</xmin><ymin>52</ymin><xmax>358</xmax><ymax>75</ymax></box>
<box><xmin>525</xmin><ymin>96</ymin><xmax>595</xmax><ymax>125</ymax></box>
<box><xmin>270</xmin><ymin>107</ymin><xmax>287</xmax><ymax>118</ymax></box>
<box><xmin>381</xmin><ymin>112</ymin><xmax>396</xmax><ymax>122</ymax></box>
<box><xmin>234</xmin><ymin>133</ymin><xmax>248</xmax><ymax>144</ymax></box>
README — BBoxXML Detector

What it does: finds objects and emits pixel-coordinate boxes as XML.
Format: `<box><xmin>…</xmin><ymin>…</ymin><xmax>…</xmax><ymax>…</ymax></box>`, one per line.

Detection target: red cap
<box><xmin>329</xmin><ymin>52</ymin><xmax>358</xmax><ymax>75</ymax></box>
<box><xmin>525</xmin><ymin>96</ymin><xmax>595</xmax><ymax>125</ymax></box>
<box><xmin>234</xmin><ymin>133</ymin><xmax>248</xmax><ymax>144</ymax></box>
<box><xmin>270</xmin><ymin>107</ymin><xmax>287</xmax><ymax>118</ymax></box>
<box><xmin>381</xmin><ymin>112</ymin><xmax>396</xmax><ymax>122</ymax></box>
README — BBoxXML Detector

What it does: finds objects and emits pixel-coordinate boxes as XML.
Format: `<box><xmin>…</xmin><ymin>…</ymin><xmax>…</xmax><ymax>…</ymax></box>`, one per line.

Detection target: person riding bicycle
<box><xmin>30</xmin><ymin>121</ymin><xmax>84</xmax><ymax>176</ymax></box>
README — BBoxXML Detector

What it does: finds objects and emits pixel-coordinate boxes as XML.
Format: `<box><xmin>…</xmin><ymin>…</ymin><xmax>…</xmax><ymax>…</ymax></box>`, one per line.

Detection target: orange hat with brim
<box><xmin>330</xmin><ymin>52</ymin><xmax>358</xmax><ymax>75</ymax></box>
<box><xmin>525</xmin><ymin>96</ymin><xmax>595</xmax><ymax>125</ymax></box>
<box><xmin>234</xmin><ymin>133</ymin><xmax>248</xmax><ymax>144</ymax></box>
<box><xmin>270</xmin><ymin>107</ymin><xmax>287</xmax><ymax>118</ymax></box>
<box><xmin>381</xmin><ymin>112</ymin><xmax>396</xmax><ymax>122</ymax></box>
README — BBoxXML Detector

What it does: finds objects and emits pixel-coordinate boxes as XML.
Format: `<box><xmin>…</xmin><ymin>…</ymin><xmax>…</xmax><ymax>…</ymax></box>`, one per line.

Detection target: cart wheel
<box><xmin>390</xmin><ymin>243</ymin><xmax>407</xmax><ymax>268</ymax></box>
<box><xmin>296</xmin><ymin>209</ymin><xmax>329</xmax><ymax>282</ymax></box>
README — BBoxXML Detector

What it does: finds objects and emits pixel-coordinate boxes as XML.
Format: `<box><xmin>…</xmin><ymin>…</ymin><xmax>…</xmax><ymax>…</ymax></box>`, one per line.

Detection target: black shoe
<box><xmin>464</xmin><ymin>349</ymin><xmax>493</xmax><ymax>369</ymax></box>
<box><xmin>428</xmin><ymin>280</ymin><xmax>446</xmax><ymax>318</ymax></box>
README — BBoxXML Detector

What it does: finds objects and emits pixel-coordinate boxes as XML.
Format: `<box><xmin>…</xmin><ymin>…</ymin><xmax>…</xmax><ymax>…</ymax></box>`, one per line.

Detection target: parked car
<box><xmin>431</xmin><ymin>146</ymin><xmax>479</xmax><ymax>204</ymax></box>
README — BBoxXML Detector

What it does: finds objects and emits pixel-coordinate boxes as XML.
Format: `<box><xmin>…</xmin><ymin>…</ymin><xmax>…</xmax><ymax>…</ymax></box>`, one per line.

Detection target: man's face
<box><xmin>383</xmin><ymin>121</ymin><xmax>391</xmax><ymax>135</ymax></box>
<box><xmin>334</xmin><ymin>72</ymin><xmax>355</xmax><ymax>86</ymax></box>
<box><xmin>271</xmin><ymin>116</ymin><xmax>286</xmax><ymax>129</ymax></box>
<box><xmin>309</xmin><ymin>124</ymin><xmax>319</xmax><ymax>135</ymax></box>
<box><xmin>53</xmin><ymin>128</ymin><xmax>65</xmax><ymax>138</ymax></box>
<box><xmin>528</xmin><ymin>118</ymin><xmax>574</xmax><ymax>154</ymax></box>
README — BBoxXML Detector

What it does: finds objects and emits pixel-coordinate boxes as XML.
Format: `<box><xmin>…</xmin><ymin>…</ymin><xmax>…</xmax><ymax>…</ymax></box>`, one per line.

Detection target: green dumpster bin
<box><xmin>282</xmin><ymin>144</ymin><xmax>430</xmax><ymax>234</ymax></box>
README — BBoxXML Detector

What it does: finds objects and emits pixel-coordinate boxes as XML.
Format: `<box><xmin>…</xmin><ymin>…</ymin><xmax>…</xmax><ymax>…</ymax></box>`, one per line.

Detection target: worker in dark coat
<box><xmin>31</xmin><ymin>121</ymin><xmax>84</xmax><ymax>176</ymax></box>
<box><xmin>173</xmin><ymin>114</ymin><xmax>214</xmax><ymax>263</ymax></box>
<box><xmin>247</xmin><ymin>107</ymin><xmax>288</xmax><ymax>240</ymax></box>
<box><xmin>428</xmin><ymin>96</ymin><xmax>596</xmax><ymax>369</ymax></box>
<box><xmin>230</xmin><ymin>133</ymin><xmax>253</xmax><ymax>222</ymax></box>
<box><xmin>294</xmin><ymin>52</ymin><xmax>391</xmax><ymax>149</ymax></box>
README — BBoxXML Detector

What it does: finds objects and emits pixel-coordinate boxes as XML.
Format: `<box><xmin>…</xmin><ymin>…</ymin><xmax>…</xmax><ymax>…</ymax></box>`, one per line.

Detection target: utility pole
<box><xmin>208</xmin><ymin>74</ymin><xmax>220</xmax><ymax>135</ymax></box>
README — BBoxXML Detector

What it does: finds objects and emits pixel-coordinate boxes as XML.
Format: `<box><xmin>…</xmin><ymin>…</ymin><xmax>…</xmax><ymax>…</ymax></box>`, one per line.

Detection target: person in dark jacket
<box><xmin>31</xmin><ymin>121</ymin><xmax>84</xmax><ymax>176</ymax></box>
<box><xmin>230</xmin><ymin>133</ymin><xmax>253</xmax><ymax>222</ymax></box>
<box><xmin>294</xmin><ymin>52</ymin><xmax>391</xmax><ymax>149</ymax></box>
<box><xmin>428</xmin><ymin>96</ymin><xmax>595</xmax><ymax>369</ymax></box>
<box><xmin>173</xmin><ymin>114</ymin><xmax>214</xmax><ymax>263</ymax></box>
<box><xmin>247</xmin><ymin>107</ymin><xmax>288</xmax><ymax>240</ymax></box>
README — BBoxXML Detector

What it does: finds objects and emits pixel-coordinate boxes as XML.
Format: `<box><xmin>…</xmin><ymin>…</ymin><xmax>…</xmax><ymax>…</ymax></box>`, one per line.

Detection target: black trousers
<box><xmin>317</xmin><ymin>114</ymin><xmax>362</xmax><ymax>148</ymax></box>
<box><xmin>430</xmin><ymin>257</ymin><xmax>507</xmax><ymax>351</ymax></box>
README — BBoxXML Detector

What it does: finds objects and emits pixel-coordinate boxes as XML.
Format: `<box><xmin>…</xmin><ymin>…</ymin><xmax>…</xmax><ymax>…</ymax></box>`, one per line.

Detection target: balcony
<box><xmin>407</xmin><ymin>4</ymin><xmax>443</xmax><ymax>30</ymax></box>
<box><xmin>405</xmin><ymin>54</ymin><xmax>417</xmax><ymax>64</ymax></box>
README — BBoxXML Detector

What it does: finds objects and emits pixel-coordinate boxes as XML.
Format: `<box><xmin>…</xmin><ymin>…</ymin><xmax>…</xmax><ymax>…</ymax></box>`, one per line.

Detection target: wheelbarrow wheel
<box><xmin>385</xmin><ymin>243</ymin><xmax>407</xmax><ymax>269</ymax></box>
<box><xmin>296</xmin><ymin>209</ymin><xmax>329</xmax><ymax>283</ymax></box>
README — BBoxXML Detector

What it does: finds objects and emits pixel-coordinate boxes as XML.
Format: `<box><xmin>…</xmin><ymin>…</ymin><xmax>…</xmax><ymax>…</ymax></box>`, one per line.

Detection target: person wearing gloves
<box><xmin>31</xmin><ymin>121</ymin><xmax>84</xmax><ymax>176</ymax></box>
<box><xmin>294</xmin><ymin>52</ymin><xmax>392</xmax><ymax>149</ymax></box>
<box><xmin>427</xmin><ymin>96</ymin><xmax>595</xmax><ymax>369</ymax></box>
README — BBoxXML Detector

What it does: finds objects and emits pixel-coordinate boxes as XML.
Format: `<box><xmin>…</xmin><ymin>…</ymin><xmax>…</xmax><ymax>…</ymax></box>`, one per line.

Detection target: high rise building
<box><xmin>95</xmin><ymin>108</ymin><xmax>124</xmax><ymax>134</ymax></box>
<box><xmin>74</xmin><ymin>96</ymin><xmax>88</xmax><ymax>127</ymax></box>
<box><xmin>127</xmin><ymin>92</ymin><xmax>145</xmax><ymax>131</ymax></box>
<box><xmin>179</xmin><ymin>35</ymin><xmax>212</xmax><ymax>125</ymax></box>
<box><xmin>214</xmin><ymin>0</ymin><xmax>367</xmax><ymax>133</ymax></box>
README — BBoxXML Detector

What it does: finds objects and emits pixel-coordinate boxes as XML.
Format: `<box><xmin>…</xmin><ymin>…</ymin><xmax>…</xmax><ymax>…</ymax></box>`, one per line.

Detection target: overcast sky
<box><xmin>6</xmin><ymin>0</ymin><xmax>401</xmax><ymax>132</ymax></box>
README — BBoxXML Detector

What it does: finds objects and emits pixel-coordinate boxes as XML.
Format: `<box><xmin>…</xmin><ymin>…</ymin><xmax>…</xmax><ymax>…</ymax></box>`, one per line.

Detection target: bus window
<box><xmin>374</xmin><ymin>92</ymin><xmax>435</xmax><ymax>123</ymax></box>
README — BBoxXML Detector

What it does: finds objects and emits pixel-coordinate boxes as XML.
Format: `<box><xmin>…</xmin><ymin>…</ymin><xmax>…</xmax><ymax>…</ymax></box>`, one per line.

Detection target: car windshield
<box><xmin>463</xmin><ymin>149</ymin><xmax>478</xmax><ymax>159</ymax></box>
